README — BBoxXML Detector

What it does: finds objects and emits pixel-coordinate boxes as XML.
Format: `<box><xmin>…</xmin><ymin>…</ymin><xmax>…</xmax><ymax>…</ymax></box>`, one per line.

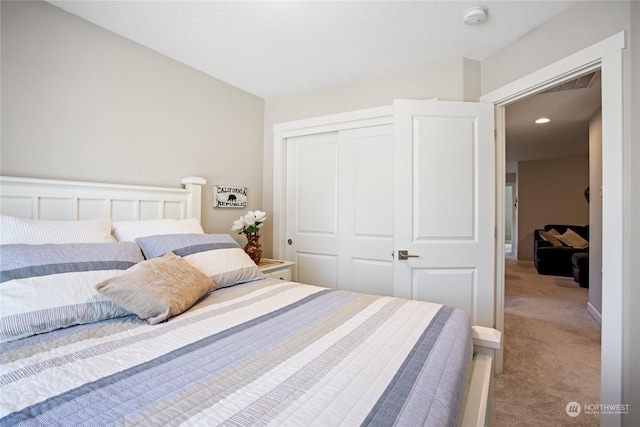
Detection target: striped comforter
<box><xmin>1</xmin><ymin>279</ymin><xmax>472</xmax><ymax>426</ymax></box>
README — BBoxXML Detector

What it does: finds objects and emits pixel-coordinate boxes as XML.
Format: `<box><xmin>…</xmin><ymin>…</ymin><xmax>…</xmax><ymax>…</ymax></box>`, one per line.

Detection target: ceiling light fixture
<box><xmin>462</xmin><ymin>6</ymin><xmax>488</xmax><ymax>25</ymax></box>
<box><xmin>535</xmin><ymin>118</ymin><xmax>551</xmax><ymax>124</ymax></box>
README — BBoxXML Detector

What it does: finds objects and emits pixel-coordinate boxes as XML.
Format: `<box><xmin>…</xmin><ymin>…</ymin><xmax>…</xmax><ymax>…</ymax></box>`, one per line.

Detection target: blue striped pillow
<box><xmin>135</xmin><ymin>234</ymin><xmax>264</xmax><ymax>289</ymax></box>
<box><xmin>0</xmin><ymin>242</ymin><xmax>144</xmax><ymax>342</ymax></box>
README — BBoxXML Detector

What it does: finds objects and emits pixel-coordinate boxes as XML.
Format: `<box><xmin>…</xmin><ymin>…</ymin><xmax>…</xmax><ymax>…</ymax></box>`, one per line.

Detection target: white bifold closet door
<box><xmin>285</xmin><ymin>125</ymin><xmax>395</xmax><ymax>295</ymax></box>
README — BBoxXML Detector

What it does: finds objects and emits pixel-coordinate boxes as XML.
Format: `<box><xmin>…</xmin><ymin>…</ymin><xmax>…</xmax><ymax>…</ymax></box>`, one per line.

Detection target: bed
<box><xmin>0</xmin><ymin>176</ymin><xmax>500</xmax><ymax>427</ymax></box>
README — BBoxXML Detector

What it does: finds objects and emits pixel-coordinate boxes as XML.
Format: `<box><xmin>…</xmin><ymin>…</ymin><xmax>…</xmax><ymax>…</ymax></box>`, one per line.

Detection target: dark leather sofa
<box><xmin>533</xmin><ymin>224</ymin><xmax>589</xmax><ymax>277</ymax></box>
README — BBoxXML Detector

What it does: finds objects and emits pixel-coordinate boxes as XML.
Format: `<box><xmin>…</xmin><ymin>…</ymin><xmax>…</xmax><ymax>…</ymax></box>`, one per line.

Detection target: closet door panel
<box><xmin>296</xmin><ymin>144</ymin><xmax>337</xmax><ymax>234</ymax></box>
<box><xmin>352</xmin><ymin>259</ymin><xmax>394</xmax><ymax>296</ymax></box>
<box><xmin>339</xmin><ymin>125</ymin><xmax>394</xmax><ymax>295</ymax></box>
<box><xmin>296</xmin><ymin>253</ymin><xmax>338</xmax><ymax>289</ymax></box>
<box><xmin>286</xmin><ymin>132</ymin><xmax>339</xmax><ymax>288</ymax></box>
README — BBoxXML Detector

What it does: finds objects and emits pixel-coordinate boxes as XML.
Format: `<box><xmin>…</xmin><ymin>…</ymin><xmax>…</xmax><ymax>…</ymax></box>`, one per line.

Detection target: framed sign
<box><xmin>213</xmin><ymin>185</ymin><xmax>247</xmax><ymax>208</ymax></box>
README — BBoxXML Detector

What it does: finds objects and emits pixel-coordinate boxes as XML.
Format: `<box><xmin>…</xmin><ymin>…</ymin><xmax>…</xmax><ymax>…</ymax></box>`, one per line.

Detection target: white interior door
<box><xmin>393</xmin><ymin>100</ymin><xmax>495</xmax><ymax>327</ymax></box>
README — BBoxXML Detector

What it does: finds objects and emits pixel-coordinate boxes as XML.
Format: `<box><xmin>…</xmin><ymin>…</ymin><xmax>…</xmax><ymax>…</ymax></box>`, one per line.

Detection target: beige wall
<box><xmin>589</xmin><ymin>109</ymin><xmax>603</xmax><ymax>318</ymax></box>
<box><xmin>481</xmin><ymin>1</ymin><xmax>630</xmax><ymax>94</ymax></box>
<box><xmin>0</xmin><ymin>1</ymin><xmax>265</xmax><ymax>239</ymax></box>
<box><xmin>517</xmin><ymin>158</ymin><xmax>589</xmax><ymax>261</ymax></box>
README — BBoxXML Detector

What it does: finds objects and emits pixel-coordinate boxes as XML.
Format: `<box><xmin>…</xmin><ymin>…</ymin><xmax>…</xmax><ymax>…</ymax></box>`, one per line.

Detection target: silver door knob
<box><xmin>398</xmin><ymin>250</ymin><xmax>419</xmax><ymax>260</ymax></box>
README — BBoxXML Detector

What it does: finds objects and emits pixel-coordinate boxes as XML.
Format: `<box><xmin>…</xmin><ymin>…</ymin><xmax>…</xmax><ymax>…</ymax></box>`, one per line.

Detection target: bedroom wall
<box><xmin>0</xmin><ymin>1</ymin><xmax>265</xmax><ymax>239</ymax></box>
<box><xmin>481</xmin><ymin>1</ymin><xmax>630</xmax><ymax>94</ymax></box>
<box><xmin>262</xmin><ymin>58</ymin><xmax>480</xmax><ymax>257</ymax></box>
<box><xmin>516</xmin><ymin>158</ymin><xmax>590</xmax><ymax>262</ymax></box>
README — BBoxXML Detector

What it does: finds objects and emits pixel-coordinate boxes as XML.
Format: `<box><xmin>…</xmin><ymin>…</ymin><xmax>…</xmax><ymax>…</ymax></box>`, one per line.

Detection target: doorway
<box><xmin>498</xmin><ymin>69</ymin><xmax>602</xmax><ymax>422</ymax></box>
<box><xmin>481</xmin><ymin>31</ymin><xmax>625</xmax><ymax>423</ymax></box>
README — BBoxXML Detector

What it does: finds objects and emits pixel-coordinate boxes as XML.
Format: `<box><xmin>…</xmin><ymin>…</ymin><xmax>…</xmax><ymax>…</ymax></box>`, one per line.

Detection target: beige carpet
<box><xmin>493</xmin><ymin>259</ymin><xmax>601</xmax><ymax>426</ymax></box>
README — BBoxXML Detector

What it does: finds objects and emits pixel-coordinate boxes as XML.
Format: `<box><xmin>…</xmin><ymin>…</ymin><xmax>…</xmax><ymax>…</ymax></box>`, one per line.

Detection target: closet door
<box><xmin>279</xmin><ymin>101</ymin><xmax>495</xmax><ymax>325</ymax></box>
<box><xmin>286</xmin><ymin>132</ymin><xmax>340</xmax><ymax>288</ymax></box>
<box><xmin>285</xmin><ymin>125</ymin><xmax>394</xmax><ymax>294</ymax></box>
<box><xmin>339</xmin><ymin>125</ymin><xmax>394</xmax><ymax>295</ymax></box>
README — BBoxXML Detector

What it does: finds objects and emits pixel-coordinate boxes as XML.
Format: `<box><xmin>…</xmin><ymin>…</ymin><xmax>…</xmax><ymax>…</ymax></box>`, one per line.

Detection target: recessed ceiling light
<box><xmin>535</xmin><ymin>118</ymin><xmax>551</xmax><ymax>124</ymax></box>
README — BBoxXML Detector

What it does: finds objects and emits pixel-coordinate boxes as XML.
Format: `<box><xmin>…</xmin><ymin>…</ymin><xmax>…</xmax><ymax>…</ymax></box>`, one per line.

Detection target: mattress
<box><xmin>1</xmin><ymin>278</ymin><xmax>472</xmax><ymax>426</ymax></box>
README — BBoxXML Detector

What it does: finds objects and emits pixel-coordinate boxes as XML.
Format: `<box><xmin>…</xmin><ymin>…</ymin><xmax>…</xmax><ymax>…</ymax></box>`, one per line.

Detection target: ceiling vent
<box><xmin>542</xmin><ymin>71</ymin><xmax>599</xmax><ymax>93</ymax></box>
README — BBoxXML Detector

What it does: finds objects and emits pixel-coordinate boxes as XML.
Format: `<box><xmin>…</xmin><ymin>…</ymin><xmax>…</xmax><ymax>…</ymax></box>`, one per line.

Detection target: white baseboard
<box><xmin>587</xmin><ymin>302</ymin><xmax>602</xmax><ymax>325</ymax></box>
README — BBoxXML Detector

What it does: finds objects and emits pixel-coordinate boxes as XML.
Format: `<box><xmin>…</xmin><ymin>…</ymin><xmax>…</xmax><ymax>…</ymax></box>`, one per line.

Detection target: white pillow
<box><xmin>135</xmin><ymin>234</ymin><xmax>265</xmax><ymax>289</ymax></box>
<box><xmin>0</xmin><ymin>242</ymin><xmax>144</xmax><ymax>342</ymax></box>
<box><xmin>0</xmin><ymin>215</ymin><xmax>114</xmax><ymax>244</ymax></box>
<box><xmin>112</xmin><ymin>218</ymin><xmax>204</xmax><ymax>242</ymax></box>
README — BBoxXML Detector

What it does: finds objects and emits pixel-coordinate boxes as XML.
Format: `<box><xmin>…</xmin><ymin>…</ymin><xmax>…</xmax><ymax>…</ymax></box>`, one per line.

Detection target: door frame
<box><xmin>481</xmin><ymin>31</ymin><xmax>625</xmax><ymax>425</ymax></box>
<box><xmin>272</xmin><ymin>106</ymin><xmax>394</xmax><ymax>260</ymax></box>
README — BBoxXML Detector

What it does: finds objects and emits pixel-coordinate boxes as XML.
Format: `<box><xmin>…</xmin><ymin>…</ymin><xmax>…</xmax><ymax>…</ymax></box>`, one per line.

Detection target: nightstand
<box><xmin>258</xmin><ymin>259</ymin><xmax>295</xmax><ymax>281</ymax></box>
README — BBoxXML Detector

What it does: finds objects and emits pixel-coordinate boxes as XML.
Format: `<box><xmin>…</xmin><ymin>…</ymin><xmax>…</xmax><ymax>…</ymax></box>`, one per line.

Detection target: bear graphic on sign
<box><xmin>214</xmin><ymin>185</ymin><xmax>247</xmax><ymax>208</ymax></box>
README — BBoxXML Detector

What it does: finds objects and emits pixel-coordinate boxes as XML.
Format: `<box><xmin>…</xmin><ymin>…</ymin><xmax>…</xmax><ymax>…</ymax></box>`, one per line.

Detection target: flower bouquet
<box><xmin>231</xmin><ymin>210</ymin><xmax>267</xmax><ymax>264</ymax></box>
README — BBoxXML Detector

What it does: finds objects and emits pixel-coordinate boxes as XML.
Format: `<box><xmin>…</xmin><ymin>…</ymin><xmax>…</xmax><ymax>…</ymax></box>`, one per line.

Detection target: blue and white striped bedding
<box><xmin>0</xmin><ymin>243</ymin><xmax>144</xmax><ymax>343</ymax></box>
<box><xmin>1</xmin><ymin>278</ymin><xmax>472</xmax><ymax>426</ymax></box>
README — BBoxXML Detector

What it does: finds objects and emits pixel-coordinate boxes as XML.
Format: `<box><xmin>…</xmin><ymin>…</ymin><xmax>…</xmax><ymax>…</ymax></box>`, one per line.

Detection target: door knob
<box><xmin>398</xmin><ymin>250</ymin><xmax>419</xmax><ymax>260</ymax></box>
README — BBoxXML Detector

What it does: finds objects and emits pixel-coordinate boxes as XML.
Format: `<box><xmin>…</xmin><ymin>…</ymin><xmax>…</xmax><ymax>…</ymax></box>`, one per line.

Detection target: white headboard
<box><xmin>0</xmin><ymin>176</ymin><xmax>206</xmax><ymax>222</ymax></box>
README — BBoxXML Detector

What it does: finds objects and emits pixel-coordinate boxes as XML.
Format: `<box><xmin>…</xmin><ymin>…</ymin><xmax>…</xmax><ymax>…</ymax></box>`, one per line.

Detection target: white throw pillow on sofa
<box><xmin>557</xmin><ymin>228</ymin><xmax>589</xmax><ymax>249</ymax></box>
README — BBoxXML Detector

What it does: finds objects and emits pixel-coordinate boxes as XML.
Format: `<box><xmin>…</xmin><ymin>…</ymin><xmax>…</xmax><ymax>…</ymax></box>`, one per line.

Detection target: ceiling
<box><xmin>505</xmin><ymin>71</ymin><xmax>601</xmax><ymax>163</ymax></box>
<box><xmin>46</xmin><ymin>0</ymin><xmax>599</xmax><ymax>162</ymax></box>
<box><xmin>48</xmin><ymin>0</ymin><xmax>578</xmax><ymax>99</ymax></box>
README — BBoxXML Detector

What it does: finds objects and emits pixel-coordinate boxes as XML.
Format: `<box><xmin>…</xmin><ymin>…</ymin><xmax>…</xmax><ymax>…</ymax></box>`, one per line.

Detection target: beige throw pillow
<box><xmin>95</xmin><ymin>252</ymin><xmax>213</xmax><ymax>324</ymax></box>
<box><xmin>557</xmin><ymin>228</ymin><xmax>589</xmax><ymax>249</ymax></box>
<box><xmin>539</xmin><ymin>230</ymin><xmax>563</xmax><ymax>247</ymax></box>
<box><xmin>548</xmin><ymin>228</ymin><xmax>561</xmax><ymax>236</ymax></box>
